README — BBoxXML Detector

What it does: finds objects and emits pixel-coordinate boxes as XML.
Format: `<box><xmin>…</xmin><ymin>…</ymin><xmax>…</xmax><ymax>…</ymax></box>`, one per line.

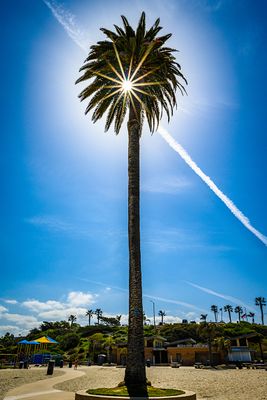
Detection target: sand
<box><xmin>0</xmin><ymin>368</ymin><xmax>63</xmax><ymax>400</ymax></box>
<box><xmin>54</xmin><ymin>365</ymin><xmax>267</xmax><ymax>400</ymax></box>
<box><xmin>1</xmin><ymin>365</ymin><xmax>267</xmax><ymax>400</ymax></box>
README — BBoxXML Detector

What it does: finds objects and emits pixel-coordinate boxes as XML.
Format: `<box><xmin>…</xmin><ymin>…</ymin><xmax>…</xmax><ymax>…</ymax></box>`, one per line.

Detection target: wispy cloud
<box><xmin>26</xmin><ymin>215</ymin><xmax>75</xmax><ymax>233</ymax></box>
<box><xmin>158</xmin><ymin>125</ymin><xmax>267</xmax><ymax>247</ymax></box>
<box><xmin>43</xmin><ymin>0</ymin><xmax>89</xmax><ymax>52</ymax></box>
<box><xmin>79</xmin><ymin>278</ymin><xmax>207</xmax><ymax>313</ymax></box>
<box><xmin>142</xmin><ymin>175</ymin><xmax>191</xmax><ymax>194</ymax></box>
<box><xmin>185</xmin><ymin>281</ymin><xmax>256</xmax><ymax>311</ymax></box>
<box><xmin>144</xmin><ymin>294</ymin><xmax>207</xmax><ymax>313</ymax></box>
<box><xmin>3</xmin><ymin>299</ymin><xmax>18</xmax><ymax>305</ymax></box>
<box><xmin>0</xmin><ymin>305</ymin><xmax>8</xmax><ymax>313</ymax></box>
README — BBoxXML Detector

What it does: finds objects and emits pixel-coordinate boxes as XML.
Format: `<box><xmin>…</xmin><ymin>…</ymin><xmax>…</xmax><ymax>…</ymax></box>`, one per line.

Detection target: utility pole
<box><xmin>150</xmin><ymin>300</ymin><xmax>156</xmax><ymax>331</ymax></box>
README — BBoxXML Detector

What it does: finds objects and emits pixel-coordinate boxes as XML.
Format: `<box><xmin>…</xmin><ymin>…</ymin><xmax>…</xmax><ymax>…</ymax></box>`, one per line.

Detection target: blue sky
<box><xmin>1</xmin><ymin>0</ymin><xmax>267</xmax><ymax>336</ymax></box>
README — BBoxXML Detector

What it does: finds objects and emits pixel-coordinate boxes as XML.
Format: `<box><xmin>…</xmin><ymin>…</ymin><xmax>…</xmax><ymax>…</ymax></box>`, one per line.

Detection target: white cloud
<box><xmin>22</xmin><ymin>299</ymin><xmax>65</xmax><ymax>312</ymax></box>
<box><xmin>0</xmin><ymin>305</ymin><xmax>8</xmax><ymax>313</ymax></box>
<box><xmin>20</xmin><ymin>291</ymin><xmax>97</xmax><ymax>327</ymax></box>
<box><xmin>2</xmin><ymin>313</ymin><xmax>40</xmax><ymax>330</ymax></box>
<box><xmin>0</xmin><ymin>325</ymin><xmax>21</xmax><ymax>336</ymax></box>
<box><xmin>39</xmin><ymin>307</ymin><xmax>88</xmax><ymax>320</ymax></box>
<box><xmin>67</xmin><ymin>291</ymin><xmax>95</xmax><ymax>306</ymax></box>
<box><xmin>4</xmin><ymin>299</ymin><xmax>18</xmax><ymax>305</ymax></box>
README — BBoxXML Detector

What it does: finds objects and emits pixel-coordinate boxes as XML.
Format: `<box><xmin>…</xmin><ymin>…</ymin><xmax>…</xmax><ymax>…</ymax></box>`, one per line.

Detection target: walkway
<box><xmin>3</xmin><ymin>367</ymin><xmax>85</xmax><ymax>400</ymax></box>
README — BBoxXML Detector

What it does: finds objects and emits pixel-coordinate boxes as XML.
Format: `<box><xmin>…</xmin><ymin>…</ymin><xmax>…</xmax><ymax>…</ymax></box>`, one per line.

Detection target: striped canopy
<box><xmin>35</xmin><ymin>336</ymin><xmax>58</xmax><ymax>344</ymax></box>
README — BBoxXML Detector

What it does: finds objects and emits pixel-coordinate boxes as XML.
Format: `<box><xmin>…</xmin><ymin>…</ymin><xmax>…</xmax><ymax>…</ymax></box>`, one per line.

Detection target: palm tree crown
<box><xmin>76</xmin><ymin>12</ymin><xmax>186</xmax><ymax>134</ymax></box>
<box><xmin>68</xmin><ymin>314</ymin><xmax>77</xmax><ymax>327</ymax></box>
<box><xmin>95</xmin><ymin>308</ymin><xmax>103</xmax><ymax>325</ymax></box>
<box><xmin>158</xmin><ymin>310</ymin><xmax>166</xmax><ymax>325</ymax></box>
<box><xmin>234</xmin><ymin>306</ymin><xmax>243</xmax><ymax>322</ymax></box>
<box><xmin>210</xmin><ymin>305</ymin><xmax>218</xmax><ymax>322</ymax></box>
<box><xmin>200</xmin><ymin>313</ymin><xmax>208</xmax><ymax>323</ymax></box>
<box><xmin>224</xmin><ymin>305</ymin><xmax>233</xmax><ymax>323</ymax></box>
<box><xmin>86</xmin><ymin>309</ymin><xmax>94</xmax><ymax>326</ymax></box>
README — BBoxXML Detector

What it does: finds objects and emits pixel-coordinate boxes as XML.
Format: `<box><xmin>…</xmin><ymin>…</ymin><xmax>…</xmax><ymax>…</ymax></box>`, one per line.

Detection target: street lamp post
<box><xmin>150</xmin><ymin>300</ymin><xmax>156</xmax><ymax>331</ymax></box>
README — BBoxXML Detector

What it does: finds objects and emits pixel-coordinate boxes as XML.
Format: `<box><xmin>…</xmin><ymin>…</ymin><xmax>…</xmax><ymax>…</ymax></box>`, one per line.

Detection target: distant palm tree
<box><xmin>224</xmin><ymin>305</ymin><xmax>233</xmax><ymax>323</ymax></box>
<box><xmin>76</xmin><ymin>11</ymin><xmax>186</xmax><ymax>388</ymax></box>
<box><xmin>234</xmin><ymin>306</ymin><xmax>243</xmax><ymax>322</ymax></box>
<box><xmin>198</xmin><ymin>322</ymin><xmax>217</xmax><ymax>366</ymax></box>
<box><xmin>86</xmin><ymin>309</ymin><xmax>94</xmax><ymax>326</ymax></box>
<box><xmin>247</xmin><ymin>312</ymin><xmax>255</xmax><ymax>324</ymax></box>
<box><xmin>95</xmin><ymin>308</ymin><xmax>103</xmax><ymax>325</ymax></box>
<box><xmin>68</xmin><ymin>314</ymin><xmax>77</xmax><ymax>327</ymax></box>
<box><xmin>255</xmin><ymin>297</ymin><xmax>266</xmax><ymax>325</ymax></box>
<box><xmin>210</xmin><ymin>305</ymin><xmax>218</xmax><ymax>322</ymax></box>
<box><xmin>213</xmin><ymin>336</ymin><xmax>231</xmax><ymax>363</ymax></box>
<box><xmin>158</xmin><ymin>310</ymin><xmax>166</xmax><ymax>325</ymax></box>
<box><xmin>200</xmin><ymin>314</ymin><xmax>208</xmax><ymax>323</ymax></box>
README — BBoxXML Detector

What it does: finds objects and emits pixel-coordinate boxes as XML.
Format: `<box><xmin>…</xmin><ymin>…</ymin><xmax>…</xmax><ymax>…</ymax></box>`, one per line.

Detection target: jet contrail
<box><xmin>43</xmin><ymin>0</ymin><xmax>88</xmax><ymax>52</ymax></box>
<box><xmin>44</xmin><ymin>0</ymin><xmax>267</xmax><ymax>247</ymax></box>
<box><xmin>158</xmin><ymin>125</ymin><xmax>267</xmax><ymax>246</ymax></box>
<box><xmin>185</xmin><ymin>281</ymin><xmax>256</xmax><ymax>312</ymax></box>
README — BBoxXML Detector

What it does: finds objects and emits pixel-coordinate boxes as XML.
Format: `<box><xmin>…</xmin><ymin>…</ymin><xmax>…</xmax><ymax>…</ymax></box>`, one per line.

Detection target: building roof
<box><xmin>166</xmin><ymin>338</ymin><xmax>197</xmax><ymax>346</ymax></box>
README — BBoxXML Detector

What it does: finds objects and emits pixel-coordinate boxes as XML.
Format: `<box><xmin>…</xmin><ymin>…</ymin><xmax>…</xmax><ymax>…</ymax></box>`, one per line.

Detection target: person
<box><xmin>74</xmin><ymin>359</ymin><xmax>78</xmax><ymax>369</ymax></box>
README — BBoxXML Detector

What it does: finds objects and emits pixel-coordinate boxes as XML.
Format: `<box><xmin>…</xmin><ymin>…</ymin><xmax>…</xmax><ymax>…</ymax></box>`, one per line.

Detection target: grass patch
<box><xmin>87</xmin><ymin>385</ymin><xmax>184</xmax><ymax>397</ymax></box>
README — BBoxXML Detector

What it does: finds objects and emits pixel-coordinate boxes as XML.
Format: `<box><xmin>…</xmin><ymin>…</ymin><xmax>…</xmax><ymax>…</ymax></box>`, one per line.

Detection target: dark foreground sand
<box><xmin>0</xmin><ymin>368</ymin><xmax>63</xmax><ymax>400</ymax></box>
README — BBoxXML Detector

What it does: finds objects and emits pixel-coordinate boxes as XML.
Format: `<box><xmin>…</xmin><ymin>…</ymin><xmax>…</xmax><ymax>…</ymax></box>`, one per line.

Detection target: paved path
<box><xmin>3</xmin><ymin>368</ymin><xmax>85</xmax><ymax>400</ymax></box>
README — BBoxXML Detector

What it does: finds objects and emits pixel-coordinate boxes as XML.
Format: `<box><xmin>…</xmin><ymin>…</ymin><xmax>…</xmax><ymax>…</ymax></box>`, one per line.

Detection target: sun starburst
<box><xmin>101</xmin><ymin>42</ymin><xmax>163</xmax><ymax>110</ymax></box>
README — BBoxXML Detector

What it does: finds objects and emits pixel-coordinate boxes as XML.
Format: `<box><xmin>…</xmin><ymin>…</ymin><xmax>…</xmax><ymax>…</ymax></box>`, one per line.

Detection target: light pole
<box><xmin>150</xmin><ymin>300</ymin><xmax>156</xmax><ymax>331</ymax></box>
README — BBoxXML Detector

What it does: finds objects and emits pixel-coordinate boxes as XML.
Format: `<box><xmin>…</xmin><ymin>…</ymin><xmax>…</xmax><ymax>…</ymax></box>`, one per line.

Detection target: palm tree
<box><xmin>86</xmin><ymin>309</ymin><xmax>94</xmax><ymax>326</ymax></box>
<box><xmin>158</xmin><ymin>310</ymin><xmax>166</xmax><ymax>325</ymax></box>
<box><xmin>76</xmin><ymin>12</ymin><xmax>186</xmax><ymax>387</ymax></box>
<box><xmin>198</xmin><ymin>322</ymin><xmax>217</xmax><ymax>366</ymax></box>
<box><xmin>210</xmin><ymin>305</ymin><xmax>218</xmax><ymax>322</ymax></box>
<box><xmin>213</xmin><ymin>336</ymin><xmax>231</xmax><ymax>363</ymax></box>
<box><xmin>94</xmin><ymin>308</ymin><xmax>103</xmax><ymax>325</ymax></box>
<box><xmin>234</xmin><ymin>306</ymin><xmax>243</xmax><ymax>322</ymax></box>
<box><xmin>224</xmin><ymin>305</ymin><xmax>233</xmax><ymax>323</ymax></box>
<box><xmin>68</xmin><ymin>314</ymin><xmax>77</xmax><ymax>327</ymax></box>
<box><xmin>247</xmin><ymin>311</ymin><xmax>255</xmax><ymax>324</ymax></box>
<box><xmin>200</xmin><ymin>313</ymin><xmax>208</xmax><ymax>323</ymax></box>
<box><xmin>255</xmin><ymin>297</ymin><xmax>266</xmax><ymax>325</ymax></box>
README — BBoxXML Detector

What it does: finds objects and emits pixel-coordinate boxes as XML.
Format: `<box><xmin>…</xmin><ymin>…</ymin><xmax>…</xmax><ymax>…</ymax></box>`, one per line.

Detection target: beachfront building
<box><xmin>115</xmin><ymin>335</ymin><xmax>219</xmax><ymax>366</ymax></box>
<box><xmin>227</xmin><ymin>333</ymin><xmax>262</xmax><ymax>362</ymax></box>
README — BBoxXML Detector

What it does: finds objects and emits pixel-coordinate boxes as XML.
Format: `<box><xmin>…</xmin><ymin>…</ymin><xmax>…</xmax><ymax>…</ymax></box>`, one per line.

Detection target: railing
<box><xmin>175</xmin><ymin>344</ymin><xmax>208</xmax><ymax>348</ymax></box>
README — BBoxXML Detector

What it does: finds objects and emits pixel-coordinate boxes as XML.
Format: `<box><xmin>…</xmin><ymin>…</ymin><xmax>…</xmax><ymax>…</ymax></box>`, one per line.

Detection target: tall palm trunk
<box><xmin>124</xmin><ymin>104</ymin><xmax>146</xmax><ymax>386</ymax></box>
<box><xmin>260</xmin><ymin>304</ymin><xmax>264</xmax><ymax>325</ymax></box>
<box><xmin>228</xmin><ymin>310</ymin><xmax>232</xmax><ymax>323</ymax></box>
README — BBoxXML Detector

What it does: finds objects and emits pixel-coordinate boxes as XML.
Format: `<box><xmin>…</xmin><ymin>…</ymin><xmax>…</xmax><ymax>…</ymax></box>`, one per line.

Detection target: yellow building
<box><xmin>115</xmin><ymin>336</ymin><xmax>218</xmax><ymax>366</ymax></box>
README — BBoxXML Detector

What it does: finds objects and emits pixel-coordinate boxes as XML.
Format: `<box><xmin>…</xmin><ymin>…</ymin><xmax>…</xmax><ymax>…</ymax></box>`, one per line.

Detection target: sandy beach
<box><xmin>1</xmin><ymin>365</ymin><xmax>267</xmax><ymax>400</ymax></box>
<box><xmin>53</xmin><ymin>365</ymin><xmax>267</xmax><ymax>400</ymax></box>
<box><xmin>0</xmin><ymin>368</ymin><xmax>63</xmax><ymax>400</ymax></box>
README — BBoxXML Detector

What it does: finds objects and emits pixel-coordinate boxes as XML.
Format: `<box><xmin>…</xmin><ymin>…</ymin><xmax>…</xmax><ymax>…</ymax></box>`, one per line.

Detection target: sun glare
<box><xmin>122</xmin><ymin>79</ymin><xmax>133</xmax><ymax>92</ymax></box>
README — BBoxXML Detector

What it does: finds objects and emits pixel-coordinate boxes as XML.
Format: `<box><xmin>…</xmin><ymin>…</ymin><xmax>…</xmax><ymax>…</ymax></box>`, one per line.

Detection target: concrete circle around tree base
<box><xmin>75</xmin><ymin>390</ymin><xmax>197</xmax><ymax>400</ymax></box>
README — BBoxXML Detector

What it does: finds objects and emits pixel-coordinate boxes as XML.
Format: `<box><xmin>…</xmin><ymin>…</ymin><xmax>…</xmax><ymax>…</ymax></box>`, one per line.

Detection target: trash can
<box><xmin>146</xmin><ymin>359</ymin><xmax>151</xmax><ymax>367</ymax></box>
<box><xmin>47</xmin><ymin>360</ymin><xmax>55</xmax><ymax>375</ymax></box>
<box><xmin>23</xmin><ymin>361</ymin><xmax>28</xmax><ymax>369</ymax></box>
<box><xmin>68</xmin><ymin>361</ymin><xmax>72</xmax><ymax>368</ymax></box>
<box><xmin>19</xmin><ymin>361</ymin><xmax>24</xmax><ymax>369</ymax></box>
<box><xmin>59</xmin><ymin>359</ymin><xmax>64</xmax><ymax>368</ymax></box>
